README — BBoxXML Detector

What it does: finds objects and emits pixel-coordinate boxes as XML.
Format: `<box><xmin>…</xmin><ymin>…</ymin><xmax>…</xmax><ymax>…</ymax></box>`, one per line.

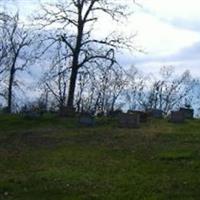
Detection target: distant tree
<box><xmin>123</xmin><ymin>66</ymin><xmax>198</xmax><ymax>114</ymax></box>
<box><xmin>92</xmin><ymin>62</ymin><xmax>126</xmax><ymax>114</ymax></box>
<box><xmin>0</xmin><ymin>13</ymin><xmax>10</xmax><ymax>98</ymax></box>
<box><xmin>35</xmin><ymin>0</ymin><xmax>134</xmax><ymax>109</ymax></box>
<box><xmin>75</xmin><ymin>70</ymin><xmax>89</xmax><ymax>113</ymax></box>
<box><xmin>125</xmin><ymin>65</ymin><xmax>146</xmax><ymax>110</ymax></box>
<box><xmin>0</xmin><ymin>12</ymin><xmax>35</xmax><ymax>113</ymax></box>
<box><xmin>158</xmin><ymin>67</ymin><xmax>197</xmax><ymax>113</ymax></box>
<box><xmin>135</xmin><ymin>66</ymin><xmax>197</xmax><ymax>113</ymax></box>
<box><xmin>73</xmin><ymin>60</ymin><xmax>126</xmax><ymax>114</ymax></box>
<box><xmin>41</xmin><ymin>41</ymin><xmax>70</xmax><ymax>113</ymax></box>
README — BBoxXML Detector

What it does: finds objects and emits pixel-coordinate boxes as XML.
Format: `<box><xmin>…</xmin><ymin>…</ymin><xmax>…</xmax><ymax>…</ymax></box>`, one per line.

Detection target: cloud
<box><xmin>168</xmin><ymin>41</ymin><xmax>200</xmax><ymax>61</ymax></box>
<box><xmin>138</xmin><ymin>0</ymin><xmax>200</xmax><ymax>32</ymax></box>
<box><xmin>128</xmin><ymin>41</ymin><xmax>200</xmax><ymax>76</ymax></box>
<box><xmin>136</xmin><ymin>41</ymin><xmax>200</xmax><ymax>62</ymax></box>
<box><xmin>167</xmin><ymin>18</ymin><xmax>200</xmax><ymax>32</ymax></box>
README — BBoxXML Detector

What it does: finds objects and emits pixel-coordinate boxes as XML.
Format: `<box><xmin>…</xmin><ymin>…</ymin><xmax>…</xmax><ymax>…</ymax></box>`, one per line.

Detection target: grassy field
<box><xmin>0</xmin><ymin>114</ymin><xmax>200</xmax><ymax>200</ymax></box>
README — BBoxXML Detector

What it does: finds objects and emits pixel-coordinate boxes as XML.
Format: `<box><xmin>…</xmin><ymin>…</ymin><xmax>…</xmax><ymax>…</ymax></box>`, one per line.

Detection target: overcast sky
<box><xmin>3</xmin><ymin>0</ymin><xmax>200</xmax><ymax>76</ymax></box>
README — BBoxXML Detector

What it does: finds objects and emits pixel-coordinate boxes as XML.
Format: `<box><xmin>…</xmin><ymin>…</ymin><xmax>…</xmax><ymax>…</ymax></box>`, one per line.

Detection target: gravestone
<box><xmin>59</xmin><ymin>107</ymin><xmax>76</xmax><ymax>117</ymax></box>
<box><xmin>170</xmin><ymin>111</ymin><xmax>185</xmax><ymax>123</ymax></box>
<box><xmin>118</xmin><ymin>113</ymin><xmax>140</xmax><ymax>128</ymax></box>
<box><xmin>22</xmin><ymin>111</ymin><xmax>40</xmax><ymax>120</ymax></box>
<box><xmin>79</xmin><ymin>113</ymin><xmax>95</xmax><ymax>127</ymax></box>
<box><xmin>108</xmin><ymin>109</ymin><xmax>123</xmax><ymax>117</ymax></box>
<box><xmin>128</xmin><ymin>110</ymin><xmax>148</xmax><ymax>123</ymax></box>
<box><xmin>147</xmin><ymin>109</ymin><xmax>163</xmax><ymax>119</ymax></box>
<box><xmin>179</xmin><ymin>107</ymin><xmax>194</xmax><ymax>119</ymax></box>
<box><xmin>96</xmin><ymin>112</ymin><xmax>105</xmax><ymax>117</ymax></box>
<box><xmin>21</xmin><ymin>106</ymin><xmax>40</xmax><ymax>119</ymax></box>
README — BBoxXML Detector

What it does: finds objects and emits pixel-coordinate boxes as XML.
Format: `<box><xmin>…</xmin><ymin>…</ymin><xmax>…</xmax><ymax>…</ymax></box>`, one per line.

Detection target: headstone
<box><xmin>59</xmin><ymin>107</ymin><xmax>76</xmax><ymax>117</ymax></box>
<box><xmin>127</xmin><ymin>110</ymin><xmax>148</xmax><ymax>123</ymax></box>
<box><xmin>147</xmin><ymin>109</ymin><xmax>163</xmax><ymax>118</ymax></box>
<box><xmin>179</xmin><ymin>108</ymin><xmax>194</xmax><ymax>119</ymax></box>
<box><xmin>170</xmin><ymin>111</ymin><xmax>185</xmax><ymax>123</ymax></box>
<box><xmin>79</xmin><ymin>113</ymin><xmax>95</xmax><ymax>127</ymax></box>
<box><xmin>96</xmin><ymin>112</ymin><xmax>105</xmax><ymax>117</ymax></box>
<box><xmin>23</xmin><ymin>112</ymin><xmax>40</xmax><ymax>120</ymax></box>
<box><xmin>118</xmin><ymin>113</ymin><xmax>140</xmax><ymax>128</ymax></box>
<box><xmin>108</xmin><ymin>109</ymin><xmax>123</xmax><ymax>117</ymax></box>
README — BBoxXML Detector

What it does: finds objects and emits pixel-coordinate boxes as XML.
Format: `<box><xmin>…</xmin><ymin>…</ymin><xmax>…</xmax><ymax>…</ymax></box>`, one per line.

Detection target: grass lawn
<box><xmin>0</xmin><ymin>114</ymin><xmax>200</xmax><ymax>200</ymax></box>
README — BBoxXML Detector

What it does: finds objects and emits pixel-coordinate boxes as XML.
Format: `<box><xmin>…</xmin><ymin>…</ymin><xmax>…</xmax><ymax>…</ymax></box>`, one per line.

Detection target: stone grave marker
<box><xmin>147</xmin><ymin>109</ymin><xmax>163</xmax><ymax>119</ymax></box>
<box><xmin>170</xmin><ymin>111</ymin><xmax>185</xmax><ymax>123</ymax></box>
<box><xmin>79</xmin><ymin>113</ymin><xmax>95</xmax><ymax>127</ymax></box>
<box><xmin>179</xmin><ymin>107</ymin><xmax>194</xmax><ymax>119</ymax></box>
<box><xmin>108</xmin><ymin>109</ymin><xmax>123</xmax><ymax>117</ymax></box>
<box><xmin>22</xmin><ymin>111</ymin><xmax>40</xmax><ymax>120</ymax></box>
<box><xmin>118</xmin><ymin>113</ymin><xmax>140</xmax><ymax>128</ymax></box>
<box><xmin>59</xmin><ymin>107</ymin><xmax>76</xmax><ymax>117</ymax></box>
<box><xmin>128</xmin><ymin>110</ymin><xmax>148</xmax><ymax>123</ymax></box>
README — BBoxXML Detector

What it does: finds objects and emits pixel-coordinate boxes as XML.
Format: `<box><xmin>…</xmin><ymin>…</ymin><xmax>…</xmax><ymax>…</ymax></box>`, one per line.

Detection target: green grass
<box><xmin>0</xmin><ymin>114</ymin><xmax>200</xmax><ymax>200</ymax></box>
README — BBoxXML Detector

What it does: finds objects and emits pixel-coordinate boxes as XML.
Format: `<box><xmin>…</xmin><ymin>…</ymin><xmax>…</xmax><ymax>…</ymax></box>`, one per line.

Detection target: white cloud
<box><xmin>139</xmin><ymin>0</ymin><xmax>200</xmax><ymax>21</ymax></box>
<box><xmin>130</xmin><ymin>12</ymin><xmax>200</xmax><ymax>55</ymax></box>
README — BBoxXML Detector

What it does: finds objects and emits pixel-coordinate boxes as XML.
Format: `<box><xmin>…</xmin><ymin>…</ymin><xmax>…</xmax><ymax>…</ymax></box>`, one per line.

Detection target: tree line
<box><xmin>0</xmin><ymin>0</ymin><xmax>199</xmax><ymax>115</ymax></box>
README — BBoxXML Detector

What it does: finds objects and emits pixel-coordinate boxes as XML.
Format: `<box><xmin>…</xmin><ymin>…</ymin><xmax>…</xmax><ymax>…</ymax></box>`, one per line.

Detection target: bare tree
<box><xmin>35</xmin><ymin>0</ymin><xmax>134</xmax><ymax>109</ymax></box>
<box><xmin>123</xmin><ymin>66</ymin><xmax>198</xmax><ymax>114</ymax></box>
<box><xmin>0</xmin><ymin>12</ymin><xmax>35</xmax><ymax>113</ymax></box>
<box><xmin>132</xmin><ymin>66</ymin><xmax>197</xmax><ymax>114</ymax></box>
<box><xmin>94</xmin><ymin>62</ymin><xmax>126</xmax><ymax>114</ymax></box>
<box><xmin>75</xmin><ymin>70</ymin><xmax>90</xmax><ymax>113</ymax></box>
<box><xmin>41</xmin><ymin>41</ymin><xmax>70</xmax><ymax>113</ymax></box>
<box><xmin>159</xmin><ymin>67</ymin><xmax>197</xmax><ymax>113</ymax></box>
<box><xmin>73</xmin><ymin>60</ymin><xmax>126</xmax><ymax>114</ymax></box>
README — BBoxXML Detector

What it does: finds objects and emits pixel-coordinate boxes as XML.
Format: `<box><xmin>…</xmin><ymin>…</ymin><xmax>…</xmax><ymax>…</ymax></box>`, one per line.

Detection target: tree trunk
<box><xmin>7</xmin><ymin>67</ymin><xmax>15</xmax><ymax>113</ymax></box>
<box><xmin>111</xmin><ymin>96</ymin><xmax>116</xmax><ymax>112</ymax></box>
<box><xmin>67</xmin><ymin>66</ymin><xmax>78</xmax><ymax>108</ymax></box>
<box><xmin>66</xmin><ymin>22</ymin><xmax>83</xmax><ymax>108</ymax></box>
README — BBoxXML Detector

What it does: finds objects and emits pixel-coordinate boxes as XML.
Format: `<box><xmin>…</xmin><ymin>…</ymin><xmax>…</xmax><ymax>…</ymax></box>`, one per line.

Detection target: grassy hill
<box><xmin>0</xmin><ymin>114</ymin><xmax>200</xmax><ymax>200</ymax></box>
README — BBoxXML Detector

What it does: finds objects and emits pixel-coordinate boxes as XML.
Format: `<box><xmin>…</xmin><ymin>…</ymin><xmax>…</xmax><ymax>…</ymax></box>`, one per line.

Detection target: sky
<box><xmin>2</xmin><ymin>0</ymin><xmax>200</xmax><ymax>77</ymax></box>
<box><xmin>132</xmin><ymin>0</ymin><xmax>200</xmax><ymax>76</ymax></box>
